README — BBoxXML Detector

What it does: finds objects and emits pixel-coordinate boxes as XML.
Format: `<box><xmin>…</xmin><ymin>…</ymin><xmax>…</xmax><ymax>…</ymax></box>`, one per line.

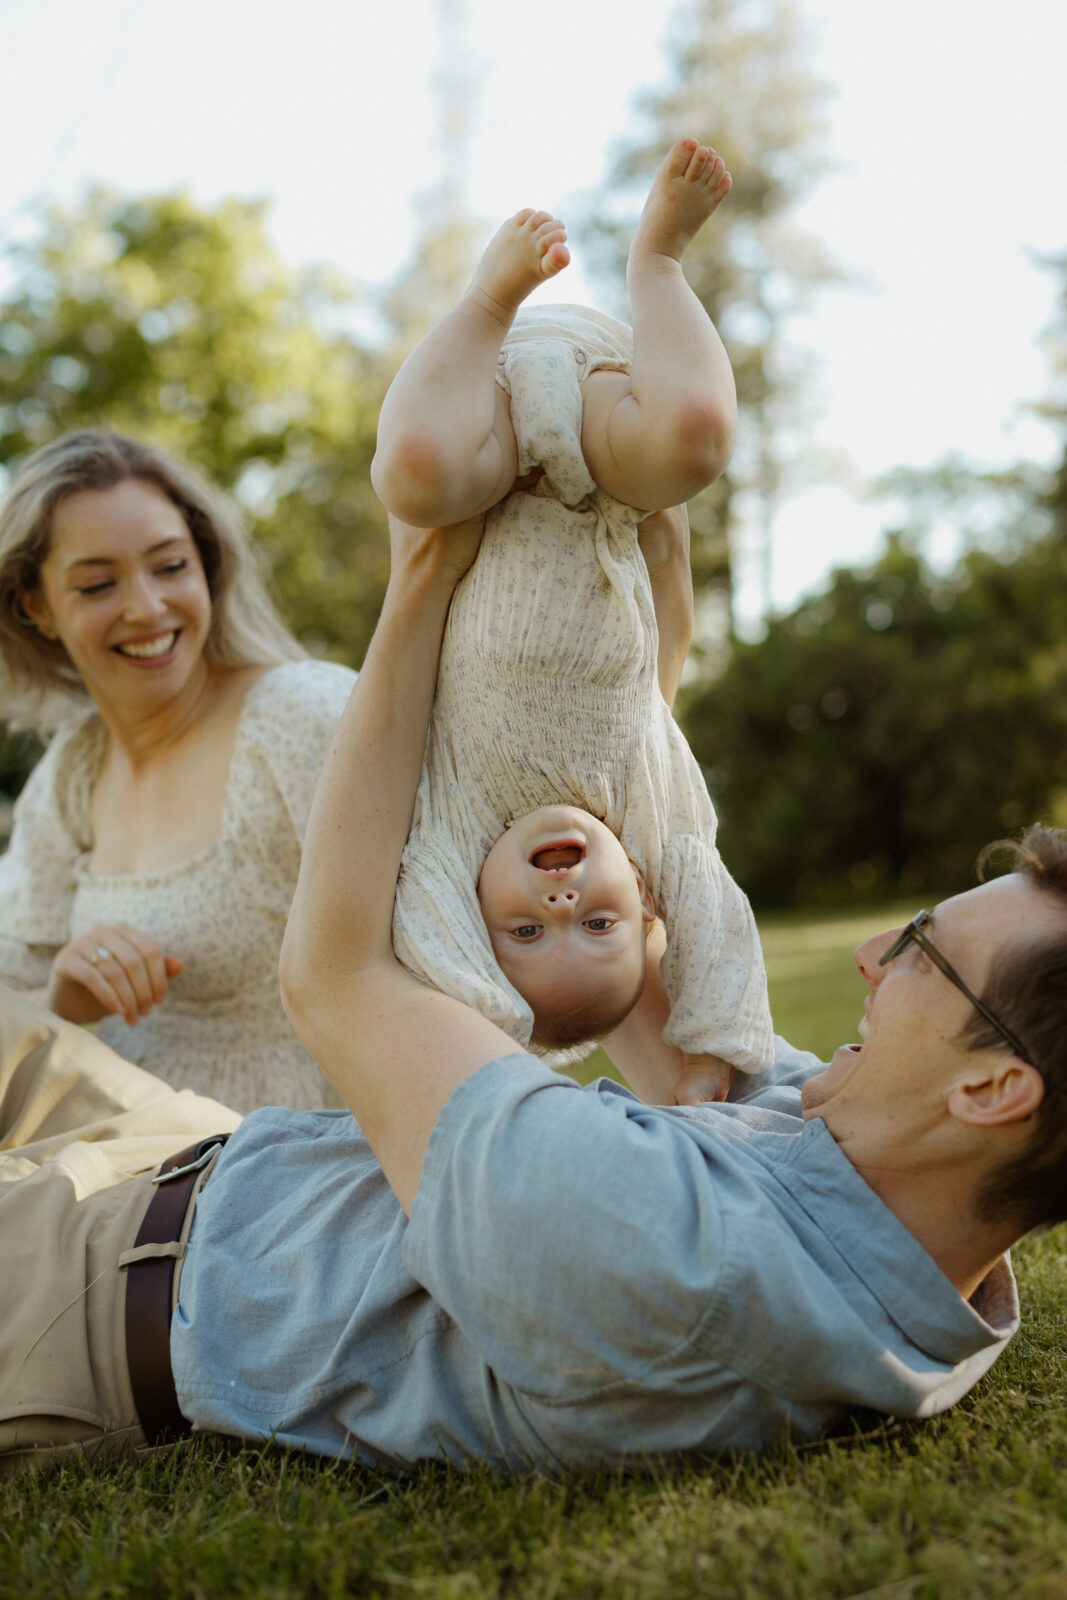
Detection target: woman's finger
<box><xmin>71</xmin><ymin>924</ymin><xmax>176</xmax><ymax>1022</ymax></box>
<box><xmin>92</xmin><ymin>926</ymin><xmax>170</xmax><ymax>1017</ymax></box>
<box><xmin>60</xmin><ymin>943</ymin><xmax>137</xmax><ymax>1020</ymax></box>
<box><xmin>111</xmin><ymin>922</ymin><xmax>173</xmax><ymax>1008</ymax></box>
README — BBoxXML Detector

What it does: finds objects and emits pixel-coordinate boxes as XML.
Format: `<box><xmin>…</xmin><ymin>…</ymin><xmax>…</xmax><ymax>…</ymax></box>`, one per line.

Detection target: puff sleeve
<box><xmin>222</xmin><ymin>660</ymin><xmax>358</xmax><ymax>913</ymax></box>
<box><xmin>0</xmin><ymin>715</ymin><xmax>100</xmax><ymax>989</ymax></box>
<box><xmin>392</xmin><ymin>830</ymin><xmax>534</xmax><ymax>1045</ymax></box>
<box><xmin>657</xmin><ymin>834</ymin><xmax>774</xmax><ymax>1073</ymax></box>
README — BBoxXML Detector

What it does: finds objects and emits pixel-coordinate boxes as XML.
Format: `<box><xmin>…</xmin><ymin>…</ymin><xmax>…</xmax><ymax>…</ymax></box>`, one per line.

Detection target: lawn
<box><xmin>3</xmin><ymin>900</ymin><xmax>1065</xmax><ymax>1600</ymax></box>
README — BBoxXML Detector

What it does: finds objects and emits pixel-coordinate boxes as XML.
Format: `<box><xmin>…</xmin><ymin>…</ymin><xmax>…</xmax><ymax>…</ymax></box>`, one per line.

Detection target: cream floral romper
<box><xmin>392</xmin><ymin>306</ymin><xmax>773</xmax><ymax>1072</ymax></box>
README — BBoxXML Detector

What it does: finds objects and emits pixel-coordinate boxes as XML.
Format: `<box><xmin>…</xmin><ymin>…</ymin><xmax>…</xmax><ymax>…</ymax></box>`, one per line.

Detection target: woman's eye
<box><xmin>513</xmin><ymin>925</ymin><xmax>540</xmax><ymax>940</ymax></box>
<box><xmin>159</xmin><ymin>559</ymin><xmax>188</xmax><ymax>576</ymax></box>
<box><xmin>584</xmin><ymin>918</ymin><xmax>614</xmax><ymax>933</ymax></box>
<box><xmin>76</xmin><ymin>580</ymin><xmax>113</xmax><ymax>596</ymax></box>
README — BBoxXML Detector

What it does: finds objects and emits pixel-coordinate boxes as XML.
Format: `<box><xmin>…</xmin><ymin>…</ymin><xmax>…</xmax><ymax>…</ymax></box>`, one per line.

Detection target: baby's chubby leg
<box><xmin>372</xmin><ymin>211</ymin><xmax>570</xmax><ymax>526</ymax></box>
<box><xmin>580</xmin><ymin>140</ymin><xmax>737</xmax><ymax>512</ymax></box>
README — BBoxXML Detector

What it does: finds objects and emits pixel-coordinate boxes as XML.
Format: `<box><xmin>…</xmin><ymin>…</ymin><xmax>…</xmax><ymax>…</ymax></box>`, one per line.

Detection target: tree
<box><xmin>675</xmin><ymin>246</ymin><xmax>1067</xmax><ymax>908</ymax></box>
<box><xmin>582</xmin><ymin>0</ymin><xmax>839</xmax><ymax>641</ymax></box>
<box><xmin>681</xmin><ymin>525</ymin><xmax>1067</xmax><ymax>907</ymax></box>
<box><xmin>0</xmin><ymin>188</ymin><xmax>391</xmax><ymax>666</ymax></box>
<box><xmin>680</xmin><ymin>253</ymin><xmax>1067</xmax><ymax>907</ymax></box>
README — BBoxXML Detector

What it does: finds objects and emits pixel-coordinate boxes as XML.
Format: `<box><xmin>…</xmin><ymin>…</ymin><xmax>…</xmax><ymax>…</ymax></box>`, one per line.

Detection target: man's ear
<box><xmin>16</xmin><ymin>587</ymin><xmax>56</xmax><ymax>639</ymax></box>
<box><xmin>947</xmin><ymin>1058</ymin><xmax>1045</xmax><ymax>1128</ymax></box>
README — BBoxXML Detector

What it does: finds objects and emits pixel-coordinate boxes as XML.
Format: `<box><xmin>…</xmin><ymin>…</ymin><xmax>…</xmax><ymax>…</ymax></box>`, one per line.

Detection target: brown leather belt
<box><xmin>124</xmin><ymin>1134</ymin><xmax>230</xmax><ymax>1446</ymax></box>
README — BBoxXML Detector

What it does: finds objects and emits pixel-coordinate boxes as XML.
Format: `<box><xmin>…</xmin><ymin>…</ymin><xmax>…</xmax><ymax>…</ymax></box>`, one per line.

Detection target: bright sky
<box><xmin>1</xmin><ymin>0</ymin><xmax>1065</xmax><ymax>628</ymax></box>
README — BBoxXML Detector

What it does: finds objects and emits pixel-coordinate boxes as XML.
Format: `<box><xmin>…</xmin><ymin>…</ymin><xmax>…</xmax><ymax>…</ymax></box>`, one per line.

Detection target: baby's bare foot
<box><xmin>630</xmin><ymin>139</ymin><xmax>731</xmax><ymax>268</ymax></box>
<box><xmin>467</xmin><ymin>209</ymin><xmax>570</xmax><ymax>324</ymax></box>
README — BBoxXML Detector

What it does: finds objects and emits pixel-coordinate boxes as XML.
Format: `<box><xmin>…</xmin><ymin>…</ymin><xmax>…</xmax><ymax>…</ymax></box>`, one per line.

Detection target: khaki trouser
<box><xmin>0</xmin><ymin>987</ymin><xmax>241</xmax><ymax>1473</ymax></box>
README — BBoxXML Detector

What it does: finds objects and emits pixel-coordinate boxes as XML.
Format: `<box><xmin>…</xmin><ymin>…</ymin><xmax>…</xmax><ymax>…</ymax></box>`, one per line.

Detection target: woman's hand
<box><xmin>47</xmin><ymin>923</ymin><xmax>182</xmax><ymax>1027</ymax></box>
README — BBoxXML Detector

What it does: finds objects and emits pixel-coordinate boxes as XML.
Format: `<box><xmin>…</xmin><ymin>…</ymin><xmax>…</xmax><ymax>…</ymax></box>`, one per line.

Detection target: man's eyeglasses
<box><xmin>878</xmin><ymin>910</ymin><xmax>1032</xmax><ymax>1064</ymax></box>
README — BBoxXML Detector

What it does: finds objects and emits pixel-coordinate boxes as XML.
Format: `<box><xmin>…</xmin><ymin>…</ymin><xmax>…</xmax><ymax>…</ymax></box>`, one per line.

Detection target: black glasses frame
<box><xmin>878</xmin><ymin>909</ymin><xmax>1032</xmax><ymax>1064</ymax></box>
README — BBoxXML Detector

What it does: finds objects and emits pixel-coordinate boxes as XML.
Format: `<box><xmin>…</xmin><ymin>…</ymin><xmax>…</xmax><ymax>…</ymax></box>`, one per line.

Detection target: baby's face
<box><xmin>477</xmin><ymin>805</ymin><xmax>654</xmax><ymax>1036</ymax></box>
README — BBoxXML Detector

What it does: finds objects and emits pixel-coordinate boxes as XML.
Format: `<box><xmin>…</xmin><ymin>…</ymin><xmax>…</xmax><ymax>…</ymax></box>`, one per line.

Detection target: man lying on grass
<box><xmin>2</xmin><ymin>516</ymin><xmax>1065</xmax><ymax>1473</ymax></box>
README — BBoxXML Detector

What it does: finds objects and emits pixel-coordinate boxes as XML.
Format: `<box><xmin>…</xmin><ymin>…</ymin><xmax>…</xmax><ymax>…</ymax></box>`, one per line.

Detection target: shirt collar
<box><xmin>774</xmin><ymin>1118</ymin><xmax>1020</xmax><ymax>1361</ymax></box>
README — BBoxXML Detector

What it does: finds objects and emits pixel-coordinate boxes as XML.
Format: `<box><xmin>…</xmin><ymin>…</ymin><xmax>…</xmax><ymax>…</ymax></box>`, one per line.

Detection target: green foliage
<box><xmin>679</xmin><ymin>250</ymin><xmax>1067</xmax><ymax>908</ymax></box>
<box><xmin>682</xmin><ymin>527</ymin><xmax>1067</xmax><ymax>907</ymax></box>
<box><xmin>0</xmin><ymin>187</ymin><xmax>392</xmax><ymax>667</ymax></box>
<box><xmin>582</xmin><ymin>0</ymin><xmax>839</xmax><ymax>621</ymax></box>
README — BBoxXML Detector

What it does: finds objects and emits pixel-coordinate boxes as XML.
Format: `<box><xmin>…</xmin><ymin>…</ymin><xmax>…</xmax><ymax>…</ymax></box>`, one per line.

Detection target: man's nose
<box><xmin>854</xmin><ymin>929</ymin><xmax>899</xmax><ymax>985</ymax></box>
<box><xmin>540</xmin><ymin>887</ymin><xmax>579</xmax><ymax>917</ymax></box>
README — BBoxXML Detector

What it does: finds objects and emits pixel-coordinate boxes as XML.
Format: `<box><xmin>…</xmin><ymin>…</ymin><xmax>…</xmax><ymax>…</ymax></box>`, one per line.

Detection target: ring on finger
<box><xmin>89</xmin><ymin>945</ymin><xmax>112</xmax><ymax>966</ymax></box>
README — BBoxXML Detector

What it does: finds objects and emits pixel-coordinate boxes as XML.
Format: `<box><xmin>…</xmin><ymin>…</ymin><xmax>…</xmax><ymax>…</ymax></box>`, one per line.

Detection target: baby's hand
<box><xmin>671</xmin><ymin>1052</ymin><xmax>735</xmax><ymax>1105</ymax></box>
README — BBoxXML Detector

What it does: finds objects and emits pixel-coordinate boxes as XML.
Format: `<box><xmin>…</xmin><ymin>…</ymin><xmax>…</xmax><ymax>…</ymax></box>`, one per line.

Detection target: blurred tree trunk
<box><xmin>580</xmin><ymin>0</ymin><xmax>840</xmax><ymax>654</ymax></box>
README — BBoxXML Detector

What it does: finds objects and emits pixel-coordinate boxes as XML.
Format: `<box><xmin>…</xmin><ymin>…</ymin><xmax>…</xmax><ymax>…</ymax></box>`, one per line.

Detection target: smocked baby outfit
<box><xmin>392</xmin><ymin>306</ymin><xmax>772</xmax><ymax>1071</ymax></box>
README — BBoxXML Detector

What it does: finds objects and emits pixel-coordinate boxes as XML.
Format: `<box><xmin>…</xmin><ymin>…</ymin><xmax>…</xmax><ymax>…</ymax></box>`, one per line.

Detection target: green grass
<box><xmin>3</xmin><ymin>900</ymin><xmax>1065</xmax><ymax>1600</ymax></box>
<box><xmin>757</xmin><ymin>897</ymin><xmax>924</xmax><ymax>1061</ymax></box>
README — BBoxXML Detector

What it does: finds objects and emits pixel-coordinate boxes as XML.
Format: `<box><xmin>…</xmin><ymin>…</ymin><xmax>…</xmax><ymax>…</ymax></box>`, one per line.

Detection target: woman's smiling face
<box><xmin>23</xmin><ymin>477</ymin><xmax>213</xmax><ymax>715</ymax></box>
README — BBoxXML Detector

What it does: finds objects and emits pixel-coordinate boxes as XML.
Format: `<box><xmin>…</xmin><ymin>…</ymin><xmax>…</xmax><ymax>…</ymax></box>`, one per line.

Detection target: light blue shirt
<box><xmin>172</xmin><ymin>1042</ymin><xmax>1018</xmax><ymax>1470</ymax></box>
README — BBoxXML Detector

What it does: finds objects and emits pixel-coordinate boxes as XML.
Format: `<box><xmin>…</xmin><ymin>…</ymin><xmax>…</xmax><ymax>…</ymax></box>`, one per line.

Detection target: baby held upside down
<box><xmin>379</xmin><ymin>141</ymin><xmax>774</xmax><ymax>1099</ymax></box>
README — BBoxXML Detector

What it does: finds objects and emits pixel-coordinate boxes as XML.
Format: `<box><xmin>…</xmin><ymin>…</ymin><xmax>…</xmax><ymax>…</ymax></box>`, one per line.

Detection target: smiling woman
<box><xmin>0</xmin><ymin>430</ymin><xmax>356</xmax><ymax>1111</ymax></box>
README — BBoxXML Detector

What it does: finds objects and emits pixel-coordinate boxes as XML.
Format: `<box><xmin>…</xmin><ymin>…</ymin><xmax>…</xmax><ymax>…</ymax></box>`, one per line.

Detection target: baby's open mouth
<box><xmin>530</xmin><ymin>844</ymin><xmax>584</xmax><ymax>872</ymax></box>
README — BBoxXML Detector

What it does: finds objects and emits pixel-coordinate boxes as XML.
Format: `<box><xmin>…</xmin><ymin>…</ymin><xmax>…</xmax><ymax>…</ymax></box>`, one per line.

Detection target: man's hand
<box><xmin>671</xmin><ymin>1052</ymin><xmax>736</xmax><ymax>1105</ymax></box>
<box><xmin>388</xmin><ymin>512</ymin><xmax>485</xmax><ymax>593</ymax></box>
<box><xmin>637</xmin><ymin>504</ymin><xmax>693</xmax><ymax>709</ymax></box>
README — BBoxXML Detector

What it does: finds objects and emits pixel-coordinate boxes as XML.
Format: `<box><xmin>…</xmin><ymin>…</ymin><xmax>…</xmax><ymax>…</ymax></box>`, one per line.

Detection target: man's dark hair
<box><xmin>964</xmin><ymin>825</ymin><xmax>1067</xmax><ymax>1232</ymax></box>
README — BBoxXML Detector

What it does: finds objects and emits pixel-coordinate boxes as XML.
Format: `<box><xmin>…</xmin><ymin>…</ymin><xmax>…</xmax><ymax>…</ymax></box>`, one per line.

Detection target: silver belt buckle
<box><xmin>152</xmin><ymin>1137</ymin><xmax>227</xmax><ymax>1185</ymax></box>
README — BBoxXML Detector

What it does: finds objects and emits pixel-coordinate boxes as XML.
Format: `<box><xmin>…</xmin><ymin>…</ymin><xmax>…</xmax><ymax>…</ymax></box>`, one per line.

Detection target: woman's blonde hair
<box><xmin>0</xmin><ymin>430</ymin><xmax>304</xmax><ymax>726</ymax></box>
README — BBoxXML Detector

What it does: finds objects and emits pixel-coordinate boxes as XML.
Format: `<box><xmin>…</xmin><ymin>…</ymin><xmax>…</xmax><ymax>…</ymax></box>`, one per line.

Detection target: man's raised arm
<box><xmin>280</xmin><ymin>516</ymin><xmax>521</xmax><ymax>1211</ymax></box>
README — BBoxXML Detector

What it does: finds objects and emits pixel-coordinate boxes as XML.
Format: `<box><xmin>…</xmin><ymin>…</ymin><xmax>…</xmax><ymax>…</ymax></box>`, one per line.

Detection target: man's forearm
<box><xmin>280</xmin><ymin>517</ymin><xmax>520</xmax><ymax>1214</ymax></box>
<box><xmin>282</xmin><ymin>526</ymin><xmax>463</xmax><ymax>997</ymax></box>
<box><xmin>637</xmin><ymin>505</ymin><xmax>693</xmax><ymax>710</ymax></box>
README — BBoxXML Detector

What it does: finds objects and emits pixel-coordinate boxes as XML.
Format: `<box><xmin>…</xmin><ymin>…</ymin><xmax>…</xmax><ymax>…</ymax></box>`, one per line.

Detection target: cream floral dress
<box><xmin>392</xmin><ymin>306</ymin><xmax>773</xmax><ymax>1072</ymax></box>
<box><xmin>0</xmin><ymin>660</ymin><xmax>356</xmax><ymax>1111</ymax></box>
